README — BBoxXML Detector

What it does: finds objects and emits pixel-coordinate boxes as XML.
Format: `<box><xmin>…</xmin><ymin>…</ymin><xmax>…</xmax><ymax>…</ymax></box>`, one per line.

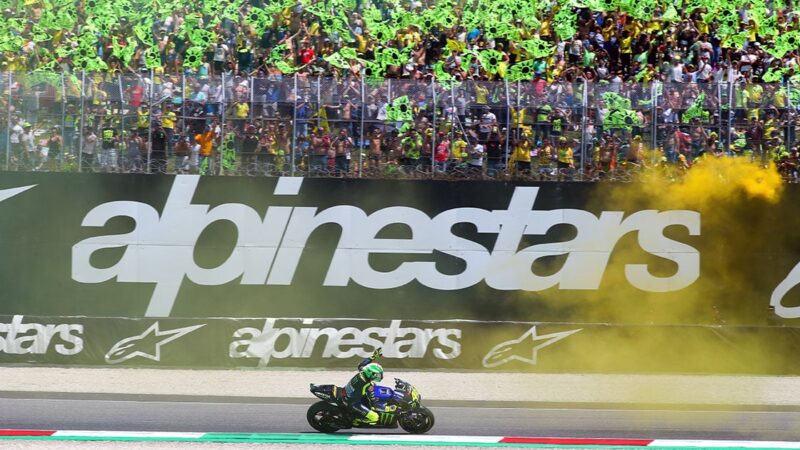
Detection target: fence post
<box><xmin>78</xmin><ymin>72</ymin><xmax>86</xmax><ymax>172</ymax></box>
<box><xmin>358</xmin><ymin>71</ymin><xmax>366</xmax><ymax>178</ymax></box>
<box><xmin>5</xmin><ymin>72</ymin><xmax>11</xmax><ymax>171</ymax></box>
<box><xmin>651</xmin><ymin>81</ymin><xmax>658</xmax><ymax>167</ymax></box>
<box><xmin>726</xmin><ymin>81</ymin><xmax>734</xmax><ymax>155</ymax></box>
<box><xmin>716</xmin><ymin>81</ymin><xmax>722</xmax><ymax>154</ymax></box>
<box><xmin>219</xmin><ymin>72</ymin><xmax>227</xmax><ymax>176</ymax></box>
<box><xmin>146</xmin><ymin>74</ymin><xmax>153</xmax><ymax>174</ymax></box>
<box><xmin>580</xmin><ymin>79</ymin><xmax>588</xmax><ymax>181</ymax></box>
<box><xmin>431</xmin><ymin>80</ymin><xmax>437</xmax><ymax>178</ymax></box>
<box><xmin>60</xmin><ymin>73</ymin><xmax>67</xmax><ymax>170</ymax></box>
<box><xmin>503</xmin><ymin>80</ymin><xmax>510</xmax><ymax>177</ymax></box>
<box><xmin>316</xmin><ymin>76</ymin><xmax>321</xmax><ymax>132</ymax></box>
<box><xmin>117</xmin><ymin>74</ymin><xmax>125</xmax><ymax>141</ymax></box>
<box><xmin>150</xmin><ymin>69</ymin><xmax>156</xmax><ymax>173</ymax></box>
<box><xmin>291</xmin><ymin>73</ymin><xmax>298</xmax><ymax>176</ymax></box>
<box><xmin>785</xmin><ymin>80</ymin><xmax>793</xmax><ymax>155</ymax></box>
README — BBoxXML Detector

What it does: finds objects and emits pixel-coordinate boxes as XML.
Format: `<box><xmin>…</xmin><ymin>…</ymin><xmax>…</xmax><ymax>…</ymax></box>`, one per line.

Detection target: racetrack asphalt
<box><xmin>2</xmin><ymin>393</ymin><xmax>800</xmax><ymax>442</ymax></box>
<box><xmin>2</xmin><ymin>367</ymin><xmax>800</xmax><ymax>445</ymax></box>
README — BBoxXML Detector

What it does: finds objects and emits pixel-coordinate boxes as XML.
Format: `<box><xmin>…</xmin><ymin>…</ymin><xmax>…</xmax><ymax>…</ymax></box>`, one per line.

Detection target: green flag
<box><xmin>189</xmin><ymin>29</ymin><xmax>215</xmax><ymax>48</ymax></box>
<box><xmin>605</xmin><ymin>109</ymin><xmax>641</xmax><ymax>130</ymax></box>
<box><xmin>602</xmin><ymin>92</ymin><xmax>632</xmax><ymax>111</ymax></box>
<box><xmin>370</xmin><ymin>23</ymin><xmax>397</xmax><ymax>44</ymax></box>
<box><xmin>362</xmin><ymin>60</ymin><xmax>385</xmax><ymax>79</ymax></box>
<box><xmin>268</xmin><ymin>44</ymin><xmax>288</xmax><ymax>64</ymax></box>
<box><xmin>386</xmin><ymin>95</ymin><xmax>413</xmax><ymax>121</ymax></box>
<box><xmin>519</xmin><ymin>37</ymin><xmax>554</xmax><ymax>59</ymax></box>
<box><xmin>477</xmin><ymin>49</ymin><xmax>504</xmax><ymax>74</ymax></box>
<box><xmin>682</xmin><ymin>93</ymin><xmax>709</xmax><ymax>123</ymax></box>
<box><xmin>602</xmin><ymin>92</ymin><xmax>641</xmax><ymax>130</ymax></box>
<box><xmin>762</xmin><ymin>66</ymin><xmax>789</xmax><ymax>83</ymax></box>
<box><xmin>339</xmin><ymin>47</ymin><xmax>359</xmax><ymax>61</ymax></box>
<box><xmin>318</xmin><ymin>12</ymin><xmax>351</xmax><ymax>40</ymax></box>
<box><xmin>375</xmin><ymin>47</ymin><xmax>408</xmax><ymax>68</ymax></box>
<box><xmin>721</xmin><ymin>32</ymin><xmax>747</xmax><ymax>50</ymax></box>
<box><xmin>662</xmin><ymin>4</ymin><xmax>680</xmax><ymax>21</ymax></box>
<box><xmin>506</xmin><ymin>59</ymin><xmax>537</xmax><ymax>82</ymax></box>
<box><xmin>275</xmin><ymin>60</ymin><xmax>300</xmax><ymax>74</ymax></box>
<box><xmin>245</xmin><ymin>7</ymin><xmax>270</xmax><ymax>33</ymax></box>
<box><xmin>484</xmin><ymin>21</ymin><xmax>518</xmax><ymax>41</ymax></box>
<box><xmin>134</xmin><ymin>23</ymin><xmax>155</xmax><ymax>45</ymax></box>
<box><xmin>769</xmin><ymin>31</ymin><xmax>800</xmax><ymax>58</ymax></box>
<box><xmin>112</xmin><ymin>37</ymin><xmax>137</xmax><ymax>67</ymax></box>
<box><xmin>144</xmin><ymin>46</ymin><xmax>162</xmax><ymax>69</ymax></box>
<box><xmin>553</xmin><ymin>6</ymin><xmax>578</xmax><ymax>40</ymax></box>
<box><xmin>183</xmin><ymin>46</ymin><xmax>205</xmax><ymax>69</ymax></box>
<box><xmin>433</xmin><ymin>61</ymin><xmax>460</xmax><ymax>89</ymax></box>
<box><xmin>324</xmin><ymin>52</ymin><xmax>350</xmax><ymax>70</ymax></box>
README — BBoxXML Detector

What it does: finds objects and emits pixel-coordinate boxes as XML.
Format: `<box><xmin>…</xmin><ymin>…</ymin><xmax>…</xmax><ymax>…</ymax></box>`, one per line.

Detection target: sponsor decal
<box><xmin>0</xmin><ymin>315</ymin><xmax>83</xmax><ymax>355</ymax></box>
<box><xmin>229</xmin><ymin>319</ymin><xmax>461</xmax><ymax>367</ymax></box>
<box><xmin>73</xmin><ymin>176</ymin><xmax>701</xmax><ymax>317</ymax></box>
<box><xmin>105</xmin><ymin>322</ymin><xmax>205</xmax><ymax>364</ymax></box>
<box><xmin>482</xmin><ymin>326</ymin><xmax>582</xmax><ymax>368</ymax></box>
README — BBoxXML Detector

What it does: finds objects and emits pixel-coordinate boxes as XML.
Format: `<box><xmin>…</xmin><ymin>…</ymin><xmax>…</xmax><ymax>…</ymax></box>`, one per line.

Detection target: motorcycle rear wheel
<box><xmin>398</xmin><ymin>406</ymin><xmax>435</xmax><ymax>434</ymax></box>
<box><xmin>307</xmin><ymin>401</ymin><xmax>346</xmax><ymax>433</ymax></box>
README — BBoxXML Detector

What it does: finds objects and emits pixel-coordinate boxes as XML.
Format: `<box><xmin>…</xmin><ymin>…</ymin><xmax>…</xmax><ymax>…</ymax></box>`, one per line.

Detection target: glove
<box><xmin>371</xmin><ymin>348</ymin><xmax>383</xmax><ymax>360</ymax></box>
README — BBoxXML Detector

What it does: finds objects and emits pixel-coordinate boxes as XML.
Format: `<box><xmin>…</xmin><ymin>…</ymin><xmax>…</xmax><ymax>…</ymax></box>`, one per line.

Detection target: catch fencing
<box><xmin>3</xmin><ymin>72</ymin><xmax>799</xmax><ymax>181</ymax></box>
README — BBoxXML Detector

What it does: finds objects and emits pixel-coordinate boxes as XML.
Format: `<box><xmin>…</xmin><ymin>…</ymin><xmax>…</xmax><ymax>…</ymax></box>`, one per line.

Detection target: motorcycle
<box><xmin>307</xmin><ymin>378</ymin><xmax>435</xmax><ymax>434</ymax></box>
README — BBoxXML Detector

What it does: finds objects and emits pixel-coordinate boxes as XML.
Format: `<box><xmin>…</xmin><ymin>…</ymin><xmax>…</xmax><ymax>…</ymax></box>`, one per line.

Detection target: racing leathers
<box><xmin>341</xmin><ymin>356</ymin><xmax>384</xmax><ymax>425</ymax></box>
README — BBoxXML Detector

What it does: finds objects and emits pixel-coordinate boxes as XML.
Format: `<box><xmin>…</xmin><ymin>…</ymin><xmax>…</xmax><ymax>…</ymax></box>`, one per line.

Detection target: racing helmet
<box><xmin>361</xmin><ymin>362</ymin><xmax>384</xmax><ymax>382</ymax></box>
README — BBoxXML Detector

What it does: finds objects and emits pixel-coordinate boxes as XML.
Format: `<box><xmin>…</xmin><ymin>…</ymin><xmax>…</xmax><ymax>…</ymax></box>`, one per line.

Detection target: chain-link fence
<box><xmin>2</xmin><ymin>71</ymin><xmax>798</xmax><ymax>182</ymax></box>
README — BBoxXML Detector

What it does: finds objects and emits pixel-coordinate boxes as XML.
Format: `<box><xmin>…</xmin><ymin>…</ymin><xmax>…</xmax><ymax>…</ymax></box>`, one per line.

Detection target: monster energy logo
<box><xmin>378</xmin><ymin>411</ymin><xmax>395</xmax><ymax>425</ymax></box>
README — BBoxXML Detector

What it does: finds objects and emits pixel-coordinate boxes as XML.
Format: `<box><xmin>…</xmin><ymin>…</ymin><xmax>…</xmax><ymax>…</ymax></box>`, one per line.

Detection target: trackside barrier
<box><xmin>1</xmin><ymin>315</ymin><xmax>799</xmax><ymax>374</ymax></box>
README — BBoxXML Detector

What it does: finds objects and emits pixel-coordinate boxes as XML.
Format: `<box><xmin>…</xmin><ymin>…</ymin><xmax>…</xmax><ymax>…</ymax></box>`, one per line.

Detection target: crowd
<box><xmin>2</xmin><ymin>0</ymin><xmax>800</xmax><ymax>180</ymax></box>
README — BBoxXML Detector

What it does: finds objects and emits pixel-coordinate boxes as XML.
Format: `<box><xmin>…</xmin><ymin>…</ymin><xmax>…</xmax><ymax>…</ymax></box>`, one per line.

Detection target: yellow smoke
<box><xmin>520</xmin><ymin>157</ymin><xmax>791</xmax><ymax>379</ymax></box>
<box><xmin>637</xmin><ymin>157</ymin><xmax>784</xmax><ymax>209</ymax></box>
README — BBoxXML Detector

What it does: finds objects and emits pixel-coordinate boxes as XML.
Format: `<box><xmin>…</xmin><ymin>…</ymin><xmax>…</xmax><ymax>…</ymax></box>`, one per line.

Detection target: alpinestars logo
<box><xmin>481</xmin><ymin>326</ymin><xmax>582</xmax><ymax>368</ymax></box>
<box><xmin>105</xmin><ymin>322</ymin><xmax>204</xmax><ymax>364</ymax></box>
<box><xmin>0</xmin><ymin>185</ymin><xmax>36</xmax><ymax>204</ymax></box>
<box><xmin>771</xmin><ymin>262</ymin><xmax>800</xmax><ymax>319</ymax></box>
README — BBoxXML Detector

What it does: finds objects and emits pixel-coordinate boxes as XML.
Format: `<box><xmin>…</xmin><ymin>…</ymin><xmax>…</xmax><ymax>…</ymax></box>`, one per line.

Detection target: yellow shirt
<box><xmin>513</xmin><ymin>140</ymin><xmax>532</xmax><ymax>162</ymax></box>
<box><xmin>452</xmin><ymin>139</ymin><xmax>468</xmax><ymax>160</ymax></box>
<box><xmin>195</xmin><ymin>131</ymin><xmax>215</xmax><ymax>157</ymax></box>
<box><xmin>620</xmin><ymin>36</ymin><xmax>633</xmax><ymax>54</ymax></box>
<box><xmin>474</xmin><ymin>85</ymin><xmax>488</xmax><ymax>104</ymax></box>
<box><xmin>162</xmin><ymin>111</ymin><xmax>177</xmax><ymax>129</ymax></box>
<box><xmin>234</xmin><ymin>102</ymin><xmax>249</xmax><ymax>119</ymax></box>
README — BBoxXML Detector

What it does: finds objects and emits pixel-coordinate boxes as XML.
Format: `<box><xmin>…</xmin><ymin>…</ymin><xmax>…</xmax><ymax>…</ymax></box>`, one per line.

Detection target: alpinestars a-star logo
<box><xmin>0</xmin><ymin>185</ymin><xmax>36</xmax><ymax>204</ymax></box>
<box><xmin>105</xmin><ymin>322</ymin><xmax>205</xmax><ymax>364</ymax></box>
<box><xmin>481</xmin><ymin>326</ymin><xmax>582</xmax><ymax>368</ymax></box>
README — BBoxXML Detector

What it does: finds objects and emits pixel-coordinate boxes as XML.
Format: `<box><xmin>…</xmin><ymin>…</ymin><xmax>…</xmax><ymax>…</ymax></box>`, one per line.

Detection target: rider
<box><xmin>341</xmin><ymin>348</ymin><xmax>388</xmax><ymax>425</ymax></box>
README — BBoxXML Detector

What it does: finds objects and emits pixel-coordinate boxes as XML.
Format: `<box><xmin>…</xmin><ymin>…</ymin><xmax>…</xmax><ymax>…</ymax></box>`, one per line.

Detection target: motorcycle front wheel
<box><xmin>398</xmin><ymin>406</ymin><xmax>435</xmax><ymax>434</ymax></box>
<box><xmin>307</xmin><ymin>401</ymin><xmax>347</xmax><ymax>433</ymax></box>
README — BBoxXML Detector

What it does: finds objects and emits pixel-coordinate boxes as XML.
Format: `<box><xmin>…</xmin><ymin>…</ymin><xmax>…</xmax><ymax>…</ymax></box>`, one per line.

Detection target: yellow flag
<box><xmin>446</xmin><ymin>39</ymin><xmax>466</xmax><ymax>53</ymax></box>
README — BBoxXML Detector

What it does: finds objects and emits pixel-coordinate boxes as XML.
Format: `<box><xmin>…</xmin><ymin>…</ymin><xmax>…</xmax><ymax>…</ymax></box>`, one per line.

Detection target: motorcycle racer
<box><xmin>341</xmin><ymin>348</ymin><xmax>388</xmax><ymax>425</ymax></box>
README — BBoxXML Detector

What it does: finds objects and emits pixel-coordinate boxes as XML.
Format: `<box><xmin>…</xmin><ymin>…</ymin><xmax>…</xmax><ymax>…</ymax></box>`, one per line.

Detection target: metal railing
<box><xmin>2</xmin><ymin>71</ymin><xmax>798</xmax><ymax>182</ymax></box>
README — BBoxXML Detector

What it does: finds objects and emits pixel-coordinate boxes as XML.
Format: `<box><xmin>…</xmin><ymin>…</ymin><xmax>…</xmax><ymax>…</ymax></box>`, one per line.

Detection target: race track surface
<box><xmin>1</xmin><ymin>393</ymin><xmax>799</xmax><ymax>442</ymax></box>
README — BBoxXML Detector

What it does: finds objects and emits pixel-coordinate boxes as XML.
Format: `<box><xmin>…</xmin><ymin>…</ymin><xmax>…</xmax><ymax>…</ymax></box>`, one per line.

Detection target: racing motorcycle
<box><xmin>307</xmin><ymin>378</ymin><xmax>435</xmax><ymax>434</ymax></box>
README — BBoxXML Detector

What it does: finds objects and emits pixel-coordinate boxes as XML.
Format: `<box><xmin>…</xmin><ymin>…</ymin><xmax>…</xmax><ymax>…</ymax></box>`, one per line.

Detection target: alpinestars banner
<box><xmin>1</xmin><ymin>315</ymin><xmax>798</xmax><ymax>374</ymax></box>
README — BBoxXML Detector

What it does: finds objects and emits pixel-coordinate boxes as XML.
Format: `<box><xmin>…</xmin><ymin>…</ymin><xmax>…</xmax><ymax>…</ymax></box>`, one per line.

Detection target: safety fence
<box><xmin>2</xmin><ymin>71</ymin><xmax>799</xmax><ymax>181</ymax></box>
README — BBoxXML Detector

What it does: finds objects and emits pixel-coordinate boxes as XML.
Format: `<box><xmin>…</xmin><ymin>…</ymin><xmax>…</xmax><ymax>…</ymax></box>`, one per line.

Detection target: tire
<box><xmin>398</xmin><ymin>406</ymin><xmax>435</xmax><ymax>434</ymax></box>
<box><xmin>307</xmin><ymin>401</ymin><xmax>346</xmax><ymax>433</ymax></box>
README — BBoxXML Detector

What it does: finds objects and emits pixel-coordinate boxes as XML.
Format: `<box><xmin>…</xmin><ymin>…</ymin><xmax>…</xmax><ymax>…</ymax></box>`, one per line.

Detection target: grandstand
<box><xmin>1</xmin><ymin>0</ymin><xmax>799</xmax><ymax>180</ymax></box>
